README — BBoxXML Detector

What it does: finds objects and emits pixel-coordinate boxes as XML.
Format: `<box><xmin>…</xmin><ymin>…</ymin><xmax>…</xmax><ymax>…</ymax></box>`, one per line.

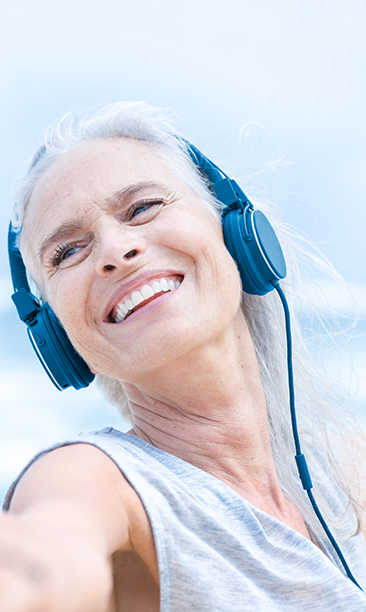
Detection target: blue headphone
<box><xmin>7</xmin><ymin>139</ymin><xmax>362</xmax><ymax>589</ymax></box>
<box><xmin>8</xmin><ymin>227</ymin><xmax>95</xmax><ymax>391</ymax></box>
<box><xmin>7</xmin><ymin>139</ymin><xmax>286</xmax><ymax>391</ymax></box>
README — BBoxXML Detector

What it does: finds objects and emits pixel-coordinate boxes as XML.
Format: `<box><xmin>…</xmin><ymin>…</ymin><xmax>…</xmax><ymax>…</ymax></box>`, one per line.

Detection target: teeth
<box><xmin>117</xmin><ymin>303</ymin><xmax>128</xmax><ymax>316</ymax></box>
<box><xmin>131</xmin><ymin>290</ymin><xmax>144</xmax><ymax>307</ymax></box>
<box><xmin>152</xmin><ymin>280</ymin><xmax>161</xmax><ymax>294</ymax></box>
<box><xmin>140</xmin><ymin>284</ymin><xmax>154</xmax><ymax>299</ymax></box>
<box><xmin>113</xmin><ymin>276</ymin><xmax>181</xmax><ymax>322</ymax></box>
<box><xmin>160</xmin><ymin>278</ymin><xmax>169</xmax><ymax>292</ymax></box>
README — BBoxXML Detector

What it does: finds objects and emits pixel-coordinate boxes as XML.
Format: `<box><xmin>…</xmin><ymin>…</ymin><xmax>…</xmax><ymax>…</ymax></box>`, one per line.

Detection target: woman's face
<box><xmin>22</xmin><ymin>137</ymin><xmax>243</xmax><ymax>383</ymax></box>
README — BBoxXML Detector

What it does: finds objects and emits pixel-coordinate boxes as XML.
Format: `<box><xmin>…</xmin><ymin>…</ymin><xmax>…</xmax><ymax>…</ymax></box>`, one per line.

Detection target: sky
<box><xmin>1</xmin><ymin>1</ymin><xmax>366</xmax><ymax>281</ymax></box>
<box><xmin>0</xmin><ymin>0</ymin><xmax>365</xmax><ymax>498</ymax></box>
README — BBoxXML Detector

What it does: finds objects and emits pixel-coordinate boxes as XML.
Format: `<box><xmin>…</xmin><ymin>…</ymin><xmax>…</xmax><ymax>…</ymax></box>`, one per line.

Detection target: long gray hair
<box><xmin>15</xmin><ymin>101</ymin><xmax>365</xmax><ymax>539</ymax></box>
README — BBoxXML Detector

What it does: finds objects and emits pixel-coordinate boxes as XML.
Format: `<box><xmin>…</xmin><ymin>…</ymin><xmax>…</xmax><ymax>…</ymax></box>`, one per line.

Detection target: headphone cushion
<box><xmin>28</xmin><ymin>304</ymin><xmax>94</xmax><ymax>390</ymax></box>
<box><xmin>222</xmin><ymin>209</ymin><xmax>286</xmax><ymax>296</ymax></box>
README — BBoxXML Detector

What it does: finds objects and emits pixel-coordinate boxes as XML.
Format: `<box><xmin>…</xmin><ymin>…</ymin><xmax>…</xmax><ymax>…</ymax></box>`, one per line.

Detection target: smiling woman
<box><xmin>19</xmin><ymin>135</ymin><xmax>238</xmax><ymax>387</ymax></box>
<box><xmin>2</xmin><ymin>102</ymin><xmax>366</xmax><ymax>612</ymax></box>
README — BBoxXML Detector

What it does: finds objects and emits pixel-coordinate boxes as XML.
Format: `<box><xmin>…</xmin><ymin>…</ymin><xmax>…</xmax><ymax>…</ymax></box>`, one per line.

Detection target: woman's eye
<box><xmin>128</xmin><ymin>199</ymin><xmax>163</xmax><ymax>222</ymax></box>
<box><xmin>132</xmin><ymin>205</ymin><xmax>150</xmax><ymax>217</ymax></box>
<box><xmin>51</xmin><ymin>243</ymin><xmax>82</xmax><ymax>267</ymax></box>
<box><xmin>63</xmin><ymin>246</ymin><xmax>79</xmax><ymax>259</ymax></box>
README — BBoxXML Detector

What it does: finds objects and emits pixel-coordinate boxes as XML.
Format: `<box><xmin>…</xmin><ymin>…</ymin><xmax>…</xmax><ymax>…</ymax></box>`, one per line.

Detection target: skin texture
<box><xmin>2</xmin><ymin>137</ymin><xmax>326</xmax><ymax>610</ymax></box>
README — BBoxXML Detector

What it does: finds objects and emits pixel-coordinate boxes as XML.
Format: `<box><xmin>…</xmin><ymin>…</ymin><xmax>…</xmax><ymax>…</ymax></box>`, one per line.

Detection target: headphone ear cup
<box><xmin>222</xmin><ymin>208</ymin><xmax>287</xmax><ymax>296</ymax></box>
<box><xmin>27</xmin><ymin>303</ymin><xmax>95</xmax><ymax>390</ymax></box>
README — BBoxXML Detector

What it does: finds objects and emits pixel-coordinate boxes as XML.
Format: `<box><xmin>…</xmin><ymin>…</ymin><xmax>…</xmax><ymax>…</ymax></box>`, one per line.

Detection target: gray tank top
<box><xmin>4</xmin><ymin>427</ymin><xmax>366</xmax><ymax>611</ymax></box>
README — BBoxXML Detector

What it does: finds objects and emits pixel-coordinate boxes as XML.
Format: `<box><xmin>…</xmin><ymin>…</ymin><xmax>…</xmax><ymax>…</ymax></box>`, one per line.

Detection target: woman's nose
<box><xmin>94</xmin><ymin>227</ymin><xmax>147</xmax><ymax>278</ymax></box>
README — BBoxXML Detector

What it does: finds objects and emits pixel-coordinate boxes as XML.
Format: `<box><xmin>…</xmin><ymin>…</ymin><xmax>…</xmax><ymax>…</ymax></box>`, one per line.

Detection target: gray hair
<box><xmin>16</xmin><ymin>102</ymin><xmax>219</xmax><ymax>234</ymax></box>
<box><xmin>15</xmin><ymin>101</ymin><xmax>364</xmax><ymax>539</ymax></box>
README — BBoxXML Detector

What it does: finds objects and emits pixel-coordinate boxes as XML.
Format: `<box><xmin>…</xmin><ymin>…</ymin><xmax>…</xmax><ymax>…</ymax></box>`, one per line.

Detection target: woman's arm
<box><xmin>0</xmin><ymin>443</ymin><xmax>148</xmax><ymax>612</ymax></box>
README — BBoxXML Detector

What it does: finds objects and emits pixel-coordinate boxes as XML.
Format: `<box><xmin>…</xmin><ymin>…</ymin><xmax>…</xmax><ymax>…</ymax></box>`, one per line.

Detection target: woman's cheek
<box><xmin>50</xmin><ymin>278</ymin><xmax>86</xmax><ymax>338</ymax></box>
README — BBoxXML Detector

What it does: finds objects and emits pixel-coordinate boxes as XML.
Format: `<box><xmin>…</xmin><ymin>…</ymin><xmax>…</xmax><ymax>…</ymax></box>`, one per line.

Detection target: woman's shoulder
<box><xmin>2</xmin><ymin>428</ymin><xmax>137</xmax><ymax>511</ymax></box>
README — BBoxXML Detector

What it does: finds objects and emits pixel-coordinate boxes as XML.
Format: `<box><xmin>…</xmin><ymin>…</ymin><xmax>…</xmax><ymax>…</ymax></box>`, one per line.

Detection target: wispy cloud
<box><xmin>299</xmin><ymin>280</ymin><xmax>366</xmax><ymax>318</ymax></box>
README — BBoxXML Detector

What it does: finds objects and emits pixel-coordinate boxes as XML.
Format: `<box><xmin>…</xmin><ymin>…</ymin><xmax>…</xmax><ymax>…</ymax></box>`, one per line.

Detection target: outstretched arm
<box><xmin>0</xmin><ymin>443</ymin><xmax>146</xmax><ymax>612</ymax></box>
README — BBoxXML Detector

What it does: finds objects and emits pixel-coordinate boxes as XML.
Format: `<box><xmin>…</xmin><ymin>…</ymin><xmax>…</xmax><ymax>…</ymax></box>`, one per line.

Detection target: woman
<box><xmin>1</xmin><ymin>102</ymin><xmax>366</xmax><ymax>611</ymax></box>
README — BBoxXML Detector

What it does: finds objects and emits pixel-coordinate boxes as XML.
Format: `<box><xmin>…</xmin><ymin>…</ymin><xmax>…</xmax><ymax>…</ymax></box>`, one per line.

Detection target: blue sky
<box><xmin>0</xmin><ymin>0</ymin><xmax>365</xmax><ymax>498</ymax></box>
<box><xmin>1</xmin><ymin>0</ymin><xmax>365</xmax><ymax>283</ymax></box>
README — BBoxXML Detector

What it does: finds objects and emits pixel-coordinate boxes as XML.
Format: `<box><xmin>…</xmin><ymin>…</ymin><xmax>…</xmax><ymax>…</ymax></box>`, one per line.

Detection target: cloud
<box><xmin>300</xmin><ymin>280</ymin><xmax>366</xmax><ymax>318</ymax></box>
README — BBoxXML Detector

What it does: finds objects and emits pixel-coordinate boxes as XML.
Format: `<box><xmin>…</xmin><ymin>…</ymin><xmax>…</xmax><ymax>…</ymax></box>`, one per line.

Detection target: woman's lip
<box><xmin>110</xmin><ymin>275</ymin><xmax>183</xmax><ymax>323</ymax></box>
<box><xmin>102</xmin><ymin>270</ymin><xmax>184</xmax><ymax>322</ymax></box>
<box><xmin>107</xmin><ymin>284</ymin><xmax>179</xmax><ymax>326</ymax></box>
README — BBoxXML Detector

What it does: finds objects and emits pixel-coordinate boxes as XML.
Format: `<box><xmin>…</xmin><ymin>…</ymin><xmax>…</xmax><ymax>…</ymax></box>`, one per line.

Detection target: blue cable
<box><xmin>274</xmin><ymin>282</ymin><xmax>363</xmax><ymax>591</ymax></box>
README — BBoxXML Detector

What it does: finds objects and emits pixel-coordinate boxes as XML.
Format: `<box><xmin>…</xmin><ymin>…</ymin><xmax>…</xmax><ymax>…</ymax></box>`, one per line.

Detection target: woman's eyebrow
<box><xmin>105</xmin><ymin>181</ymin><xmax>171</xmax><ymax>210</ymax></box>
<box><xmin>38</xmin><ymin>219</ymin><xmax>86</xmax><ymax>261</ymax></box>
<box><xmin>37</xmin><ymin>181</ymin><xmax>171</xmax><ymax>261</ymax></box>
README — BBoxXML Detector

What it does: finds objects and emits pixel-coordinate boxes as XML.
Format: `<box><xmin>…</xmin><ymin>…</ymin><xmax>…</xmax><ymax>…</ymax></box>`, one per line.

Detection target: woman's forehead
<box><xmin>24</xmin><ymin>138</ymin><xmax>183</xmax><ymax>231</ymax></box>
<box><xmin>21</xmin><ymin>136</ymin><xmax>205</xmax><ymax>268</ymax></box>
<box><xmin>32</xmin><ymin>137</ymin><xmax>175</xmax><ymax>201</ymax></box>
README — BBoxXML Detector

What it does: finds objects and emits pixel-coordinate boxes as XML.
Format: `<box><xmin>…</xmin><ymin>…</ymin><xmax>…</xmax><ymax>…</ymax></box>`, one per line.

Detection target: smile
<box><xmin>110</xmin><ymin>276</ymin><xmax>182</xmax><ymax>323</ymax></box>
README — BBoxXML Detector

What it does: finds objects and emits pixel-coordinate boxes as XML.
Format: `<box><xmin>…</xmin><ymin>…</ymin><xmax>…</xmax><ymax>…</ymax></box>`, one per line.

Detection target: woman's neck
<box><xmin>123</xmin><ymin>310</ymin><xmax>294</xmax><ymax>522</ymax></box>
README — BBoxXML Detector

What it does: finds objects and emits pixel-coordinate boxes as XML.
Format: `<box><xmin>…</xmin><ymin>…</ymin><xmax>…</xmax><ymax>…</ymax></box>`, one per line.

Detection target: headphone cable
<box><xmin>274</xmin><ymin>282</ymin><xmax>362</xmax><ymax>591</ymax></box>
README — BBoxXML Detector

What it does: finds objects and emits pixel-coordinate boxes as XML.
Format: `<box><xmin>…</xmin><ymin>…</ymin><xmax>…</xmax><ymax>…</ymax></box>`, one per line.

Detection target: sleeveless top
<box><xmin>3</xmin><ymin>427</ymin><xmax>366</xmax><ymax>611</ymax></box>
